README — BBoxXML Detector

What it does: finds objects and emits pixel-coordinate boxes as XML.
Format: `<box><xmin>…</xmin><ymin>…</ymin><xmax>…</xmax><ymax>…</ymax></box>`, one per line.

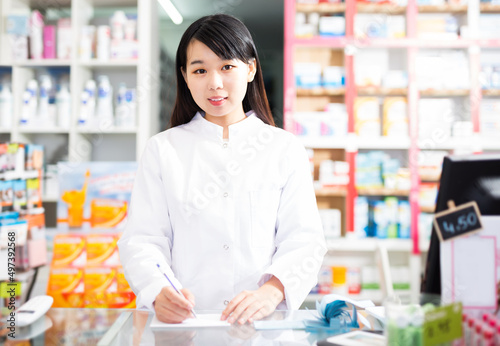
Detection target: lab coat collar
<box><xmin>190</xmin><ymin>110</ymin><xmax>262</xmax><ymax>141</ymax></box>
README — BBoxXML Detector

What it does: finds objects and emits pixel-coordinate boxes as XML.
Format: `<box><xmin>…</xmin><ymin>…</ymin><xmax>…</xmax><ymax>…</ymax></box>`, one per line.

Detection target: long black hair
<box><xmin>170</xmin><ymin>14</ymin><xmax>274</xmax><ymax>128</ymax></box>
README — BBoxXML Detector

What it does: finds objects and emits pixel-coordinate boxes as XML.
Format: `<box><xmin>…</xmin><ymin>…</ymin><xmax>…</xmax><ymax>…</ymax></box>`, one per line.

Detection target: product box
<box><xmin>385</xmin><ymin>197</ymin><xmax>399</xmax><ymax>238</ymax></box>
<box><xmin>398</xmin><ymin>200</ymin><xmax>411</xmax><ymax>238</ymax></box>
<box><xmin>295</xmin><ymin>63</ymin><xmax>322</xmax><ymax>89</ymax></box>
<box><xmin>373</xmin><ymin>200</ymin><xmax>389</xmax><ymax>238</ymax></box>
<box><xmin>47</xmin><ymin>267</ymin><xmax>84</xmax><ymax>308</ymax></box>
<box><xmin>322</xmin><ymin>66</ymin><xmax>345</xmax><ymax>88</ymax></box>
<box><xmin>52</xmin><ymin>234</ymin><xmax>86</xmax><ymax>267</ymax></box>
<box><xmin>13</xmin><ymin>179</ymin><xmax>27</xmax><ymax>211</ymax></box>
<box><xmin>354</xmin><ymin>97</ymin><xmax>381</xmax><ymax>137</ymax></box>
<box><xmin>383</xmin><ymin>97</ymin><xmax>408</xmax><ymax>137</ymax></box>
<box><xmin>355</xmin><ymin>196</ymin><xmax>369</xmax><ymax>238</ymax></box>
<box><xmin>84</xmin><ymin>266</ymin><xmax>117</xmax><ymax>308</ymax></box>
<box><xmin>86</xmin><ymin>233</ymin><xmax>120</xmax><ymax>266</ymax></box>
<box><xmin>0</xmin><ymin>181</ymin><xmax>14</xmax><ymax>211</ymax></box>
<box><xmin>419</xmin><ymin>182</ymin><xmax>438</xmax><ymax>209</ymax></box>
<box><xmin>319</xmin><ymin>16</ymin><xmax>345</xmax><ymax>37</ymax></box>
<box><xmin>113</xmin><ymin>266</ymin><xmax>136</xmax><ymax>308</ymax></box>
<box><xmin>57</xmin><ymin>18</ymin><xmax>72</xmax><ymax>59</ymax></box>
<box><xmin>43</xmin><ymin>25</ymin><xmax>56</xmax><ymax>59</ymax></box>
<box><xmin>319</xmin><ymin>208</ymin><xmax>342</xmax><ymax>239</ymax></box>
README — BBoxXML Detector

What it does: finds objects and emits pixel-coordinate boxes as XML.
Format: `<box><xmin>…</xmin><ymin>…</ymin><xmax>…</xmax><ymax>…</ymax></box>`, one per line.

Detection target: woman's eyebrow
<box><xmin>189</xmin><ymin>60</ymin><xmax>203</xmax><ymax>65</ymax></box>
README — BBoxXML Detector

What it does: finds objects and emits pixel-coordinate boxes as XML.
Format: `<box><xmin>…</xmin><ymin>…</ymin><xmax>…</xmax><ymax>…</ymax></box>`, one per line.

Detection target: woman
<box><xmin>118</xmin><ymin>14</ymin><xmax>326</xmax><ymax>325</ymax></box>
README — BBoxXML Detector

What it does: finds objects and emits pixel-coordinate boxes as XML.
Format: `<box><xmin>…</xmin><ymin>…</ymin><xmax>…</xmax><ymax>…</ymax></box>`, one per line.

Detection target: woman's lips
<box><xmin>208</xmin><ymin>97</ymin><xmax>227</xmax><ymax>106</ymax></box>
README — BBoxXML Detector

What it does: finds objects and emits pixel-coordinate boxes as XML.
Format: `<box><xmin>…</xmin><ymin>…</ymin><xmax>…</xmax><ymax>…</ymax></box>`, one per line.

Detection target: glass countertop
<box><xmin>1</xmin><ymin>308</ymin><xmax>382</xmax><ymax>345</ymax></box>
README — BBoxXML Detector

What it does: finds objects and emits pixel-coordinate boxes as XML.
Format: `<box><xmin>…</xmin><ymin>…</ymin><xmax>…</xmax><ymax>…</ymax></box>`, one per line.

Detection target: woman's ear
<box><xmin>247</xmin><ymin>59</ymin><xmax>257</xmax><ymax>83</ymax></box>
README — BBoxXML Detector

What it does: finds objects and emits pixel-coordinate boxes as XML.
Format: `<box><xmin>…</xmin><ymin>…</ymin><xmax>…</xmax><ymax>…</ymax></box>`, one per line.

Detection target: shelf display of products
<box><xmin>0</xmin><ymin>143</ymin><xmax>46</xmax><ymax>310</ymax></box>
<box><xmin>0</xmin><ymin>0</ymin><xmax>159</xmax><ymax>166</ymax></box>
<box><xmin>285</xmin><ymin>0</ymin><xmax>500</xmax><ymax>304</ymax></box>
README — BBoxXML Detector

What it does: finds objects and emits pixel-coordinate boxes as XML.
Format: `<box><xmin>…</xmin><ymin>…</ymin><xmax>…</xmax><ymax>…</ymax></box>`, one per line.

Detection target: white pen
<box><xmin>156</xmin><ymin>264</ymin><xmax>197</xmax><ymax>318</ymax></box>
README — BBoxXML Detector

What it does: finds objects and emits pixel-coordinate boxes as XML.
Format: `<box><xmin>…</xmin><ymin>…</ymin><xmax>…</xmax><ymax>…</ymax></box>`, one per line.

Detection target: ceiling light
<box><xmin>158</xmin><ymin>0</ymin><xmax>183</xmax><ymax>25</ymax></box>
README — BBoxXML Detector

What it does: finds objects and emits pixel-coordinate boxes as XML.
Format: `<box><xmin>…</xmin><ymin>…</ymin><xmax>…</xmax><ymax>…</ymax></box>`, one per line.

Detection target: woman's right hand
<box><xmin>154</xmin><ymin>286</ymin><xmax>196</xmax><ymax>323</ymax></box>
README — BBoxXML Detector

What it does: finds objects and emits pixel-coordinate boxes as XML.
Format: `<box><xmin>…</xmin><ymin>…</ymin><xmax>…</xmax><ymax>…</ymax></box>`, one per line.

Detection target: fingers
<box><xmin>162</xmin><ymin>286</ymin><xmax>194</xmax><ymax>311</ymax></box>
<box><xmin>154</xmin><ymin>286</ymin><xmax>195</xmax><ymax>323</ymax></box>
<box><xmin>221</xmin><ymin>291</ymin><xmax>247</xmax><ymax>321</ymax></box>
<box><xmin>154</xmin><ymin>299</ymin><xmax>192</xmax><ymax>323</ymax></box>
<box><xmin>181</xmin><ymin>288</ymin><xmax>195</xmax><ymax>306</ymax></box>
<box><xmin>237</xmin><ymin>301</ymin><xmax>264</xmax><ymax>325</ymax></box>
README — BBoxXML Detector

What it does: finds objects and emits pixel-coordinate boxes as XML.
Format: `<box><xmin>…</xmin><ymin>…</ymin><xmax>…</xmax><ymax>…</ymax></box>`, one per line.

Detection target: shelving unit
<box><xmin>284</xmin><ymin>0</ymin><xmax>500</xmax><ymax>303</ymax></box>
<box><xmin>0</xmin><ymin>0</ymin><xmax>159</xmax><ymax>165</ymax></box>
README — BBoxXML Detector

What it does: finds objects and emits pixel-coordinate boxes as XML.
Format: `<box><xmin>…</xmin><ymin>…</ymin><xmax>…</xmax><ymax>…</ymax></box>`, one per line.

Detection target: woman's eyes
<box><xmin>192</xmin><ymin>65</ymin><xmax>234</xmax><ymax>74</ymax></box>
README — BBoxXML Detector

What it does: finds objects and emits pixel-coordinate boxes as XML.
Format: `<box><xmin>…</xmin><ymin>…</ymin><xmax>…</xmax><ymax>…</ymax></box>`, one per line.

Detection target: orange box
<box><xmin>47</xmin><ymin>267</ymin><xmax>84</xmax><ymax>308</ymax></box>
<box><xmin>84</xmin><ymin>266</ymin><xmax>117</xmax><ymax>308</ymax></box>
<box><xmin>86</xmin><ymin>234</ymin><xmax>120</xmax><ymax>266</ymax></box>
<box><xmin>112</xmin><ymin>265</ymin><xmax>136</xmax><ymax>308</ymax></box>
<box><xmin>52</xmin><ymin>234</ymin><xmax>86</xmax><ymax>267</ymax></box>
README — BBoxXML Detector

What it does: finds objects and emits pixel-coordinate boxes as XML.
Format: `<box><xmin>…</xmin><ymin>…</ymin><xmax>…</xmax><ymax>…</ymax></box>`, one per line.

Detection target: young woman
<box><xmin>118</xmin><ymin>14</ymin><xmax>326</xmax><ymax>325</ymax></box>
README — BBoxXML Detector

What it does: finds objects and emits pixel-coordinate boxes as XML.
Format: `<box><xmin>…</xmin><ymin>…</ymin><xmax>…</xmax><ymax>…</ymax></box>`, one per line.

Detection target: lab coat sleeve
<box><xmin>118</xmin><ymin>137</ymin><xmax>178</xmax><ymax>311</ymax></box>
<box><xmin>259</xmin><ymin>137</ymin><xmax>327</xmax><ymax>309</ymax></box>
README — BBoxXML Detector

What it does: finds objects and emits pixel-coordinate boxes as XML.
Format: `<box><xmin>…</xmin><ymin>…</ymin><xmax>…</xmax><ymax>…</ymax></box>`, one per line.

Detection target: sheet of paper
<box><xmin>150</xmin><ymin>313</ymin><xmax>231</xmax><ymax>329</ymax></box>
<box><xmin>364</xmin><ymin>306</ymin><xmax>385</xmax><ymax>322</ymax></box>
<box><xmin>253</xmin><ymin>320</ymin><xmax>305</xmax><ymax>330</ymax></box>
<box><xmin>440</xmin><ymin>216</ymin><xmax>499</xmax><ymax>310</ymax></box>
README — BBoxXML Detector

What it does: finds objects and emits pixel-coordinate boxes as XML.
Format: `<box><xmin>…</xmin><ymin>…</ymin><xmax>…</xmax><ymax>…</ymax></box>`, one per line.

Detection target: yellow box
<box><xmin>52</xmin><ymin>234</ymin><xmax>86</xmax><ymax>267</ymax></box>
<box><xmin>47</xmin><ymin>267</ymin><xmax>84</xmax><ymax>308</ymax></box>
<box><xmin>86</xmin><ymin>234</ymin><xmax>120</xmax><ymax>266</ymax></box>
<box><xmin>383</xmin><ymin>97</ymin><xmax>408</xmax><ymax>137</ymax></box>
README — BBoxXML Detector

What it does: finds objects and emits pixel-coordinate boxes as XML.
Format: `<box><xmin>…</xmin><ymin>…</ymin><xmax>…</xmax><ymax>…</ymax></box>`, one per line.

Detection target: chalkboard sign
<box><xmin>433</xmin><ymin>201</ymin><xmax>483</xmax><ymax>242</ymax></box>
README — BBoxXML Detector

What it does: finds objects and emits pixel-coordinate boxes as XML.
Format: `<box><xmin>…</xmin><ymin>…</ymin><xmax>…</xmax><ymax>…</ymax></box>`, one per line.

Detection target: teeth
<box><xmin>210</xmin><ymin>98</ymin><xmax>224</xmax><ymax>101</ymax></box>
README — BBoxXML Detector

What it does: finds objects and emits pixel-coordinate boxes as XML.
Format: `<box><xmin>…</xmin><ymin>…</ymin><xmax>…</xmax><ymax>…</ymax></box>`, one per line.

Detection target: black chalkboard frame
<box><xmin>433</xmin><ymin>200</ymin><xmax>483</xmax><ymax>242</ymax></box>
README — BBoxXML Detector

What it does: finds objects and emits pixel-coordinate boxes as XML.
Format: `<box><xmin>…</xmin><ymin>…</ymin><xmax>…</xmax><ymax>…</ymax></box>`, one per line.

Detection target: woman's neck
<box><xmin>204</xmin><ymin>110</ymin><xmax>247</xmax><ymax>139</ymax></box>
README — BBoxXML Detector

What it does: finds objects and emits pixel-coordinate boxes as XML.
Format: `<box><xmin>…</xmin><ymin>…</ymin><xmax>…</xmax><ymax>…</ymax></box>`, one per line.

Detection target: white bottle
<box><xmin>84</xmin><ymin>79</ymin><xmax>97</xmax><ymax>121</ymax></box>
<box><xmin>96</xmin><ymin>75</ymin><xmax>114</xmax><ymax>129</ymax></box>
<box><xmin>56</xmin><ymin>83</ymin><xmax>71</xmax><ymax>129</ymax></box>
<box><xmin>20</xmin><ymin>80</ymin><xmax>38</xmax><ymax>126</ymax></box>
<box><xmin>97</xmin><ymin>25</ymin><xmax>111</xmax><ymax>61</ymax></box>
<box><xmin>0</xmin><ymin>84</ymin><xmax>13</xmax><ymax>129</ymax></box>
<box><xmin>79</xmin><ymin>91</ymin><xmax>90</xmax><ymax>127</ymax></box>
<box><xmin>30</xmin><ymin>10</ymin><xmax>44</xmax><ymax>59</ymax></box>
<box><xmin>38</xmin><ymin>75</ymin><xmax>52</xmax><ymax>126</ymax></box>
<box><xmin>115</xmin><ymin>83</ymin><xmax>127</xmax><ymax>128</ymax></box>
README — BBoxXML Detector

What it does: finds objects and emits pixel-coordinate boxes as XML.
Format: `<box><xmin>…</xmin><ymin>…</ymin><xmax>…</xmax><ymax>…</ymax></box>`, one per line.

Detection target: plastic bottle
<box><xmin>96</xmin><ymin>75</ymin><xmax>114</xmax><ymax>128</ymax></box>
<box><xmin>0</xmin><ymin>83</ymin><xmax>13</xmax><ymax>128</ymax></box>
<box><xmin>30</xmin><ymin>10</ymin><xmax>44</xmax><ymax>59</ymax></box>
<box><xmin>79</xmin><ymin>91</ymin><xmax>89</xmax><ymax>127</ymax></box>
<box><xmin>85</xmin><ymin>79</ymin><xmax>97</xmax><ymax>121</ymax></box>
<box><xmin>38</xmin><ymin>75</ymin><xmax>52</xmax><ymax>124</ymax></box>
<box><xmin>20</xmin><ymin>80</ymin><xmax>38</xmax><ymax>126</ymax></box>
<box><xmin>110</xmin><ymin>11</ymin><xmax>127</xmax><ymax>40</ymax></box>
<box><xmin>56</xmin><ymin>83</ymin><xmax>71</xmax><ymax>129</ymax></box>
<box><xmin>115</xmin><ymin>82</ymin><xmax>127</xmax><ymax>128</ymax></box>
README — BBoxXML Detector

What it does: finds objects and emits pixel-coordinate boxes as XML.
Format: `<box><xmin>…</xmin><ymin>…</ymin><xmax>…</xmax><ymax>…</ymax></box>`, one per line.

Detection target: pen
<box><xmin>156</xmin><ymin>263</ymin><xmax>197</xmax><ymax>318</ymax></box>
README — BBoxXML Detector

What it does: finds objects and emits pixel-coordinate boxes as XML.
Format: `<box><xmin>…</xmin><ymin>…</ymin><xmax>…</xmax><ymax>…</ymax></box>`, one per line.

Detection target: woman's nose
<box><xmin>208</xmin><ymin>71</ymin><xmax>223</xmax><ymax>90</ymax></box>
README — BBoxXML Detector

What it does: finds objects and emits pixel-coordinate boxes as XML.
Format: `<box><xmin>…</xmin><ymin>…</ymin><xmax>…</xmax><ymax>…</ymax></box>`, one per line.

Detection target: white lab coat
<box><xmin>118</xmin><ymin>111</ymin><xmax>327</xmax><ymax>311</ymax></box>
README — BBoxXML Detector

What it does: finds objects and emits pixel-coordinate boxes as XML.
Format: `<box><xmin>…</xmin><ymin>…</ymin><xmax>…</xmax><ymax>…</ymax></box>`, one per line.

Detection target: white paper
<box><xmin>365</xmin><ymin>306</ymin><xmax>386</xmax><ymax>322</ymax></box>
<box><xmin>150</xmin><ymin>313</ymin><xmax>231</xmax><ymax>329</ymax></box>
<box><xmin>440</xmin><ymin>216</ymin><xmax>499</xmax><ymax>310</ymax></box>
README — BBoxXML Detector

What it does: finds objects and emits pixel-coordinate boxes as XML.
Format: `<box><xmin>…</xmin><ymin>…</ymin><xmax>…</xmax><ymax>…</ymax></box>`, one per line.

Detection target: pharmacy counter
<box><xmin>1</xmin><ymin>308</ymin><xmax>382</xmax><ymax>345</ymax></box>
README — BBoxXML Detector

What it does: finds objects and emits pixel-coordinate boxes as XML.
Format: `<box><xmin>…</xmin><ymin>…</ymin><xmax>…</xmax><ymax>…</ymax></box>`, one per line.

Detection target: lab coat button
<box><xmin>223</xmin><ymin>192</ymin><xmax>228</xmax><ymax>197</ymax></box>
<box><xmin>223</xmin><ymin>143</ymin><xmax>228</xmax><ymax>148</ymax></box>
<box><xmin>224</xmin><ymin>300</ymin><xmax>229</xmax><ymax>305</ymax></box>
<box><xmin>223</xmin><ymin>244</ymin><xmax>229</xmax><ymax>250</ymax></box>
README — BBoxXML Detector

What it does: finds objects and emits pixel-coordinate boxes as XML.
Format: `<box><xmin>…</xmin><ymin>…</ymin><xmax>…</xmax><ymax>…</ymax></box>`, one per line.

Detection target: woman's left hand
<box><xmin>221</xmin><ymin>276</ymin><xmax>284</xmax><ymax>325</ymax></box>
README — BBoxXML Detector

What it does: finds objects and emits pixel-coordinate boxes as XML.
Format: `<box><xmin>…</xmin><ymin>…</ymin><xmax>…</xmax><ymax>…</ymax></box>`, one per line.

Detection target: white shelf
<box><xmin>326</xmin><ymin>238</ymin><xmax>430</xmax><ymax>253</ymax></box>
<box><xmin>76</xmin><ymin>127</ymin><xmax>138</xmax><ymax>134</ymax></box>
<box><xmin>19</xmin><ymin>128</ymin><xmax>70</xmax><ymax>134</ymax></box>
<box><xmin>0</xmin><ymin>170</ymin><xmax>40</xmax><ymax>181</ymax></box>
<box><xmin>300</xmin><ymin>136</ymin><xmax>411</xmax><ymax>149</ymax></box>
<box><xmin>13</xmin><ymin>59</ymin><xmax>71</xmax><ymax>67</ymax></box>
<box><xmin>357</xmin><ymin>137</ymin><xmax>410</xmax><ymax>150</ymax></box>
<box><xmin>78</xmin><ymin>60</ymin><xmax>139</xmax><ymax>68</ymax></box>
